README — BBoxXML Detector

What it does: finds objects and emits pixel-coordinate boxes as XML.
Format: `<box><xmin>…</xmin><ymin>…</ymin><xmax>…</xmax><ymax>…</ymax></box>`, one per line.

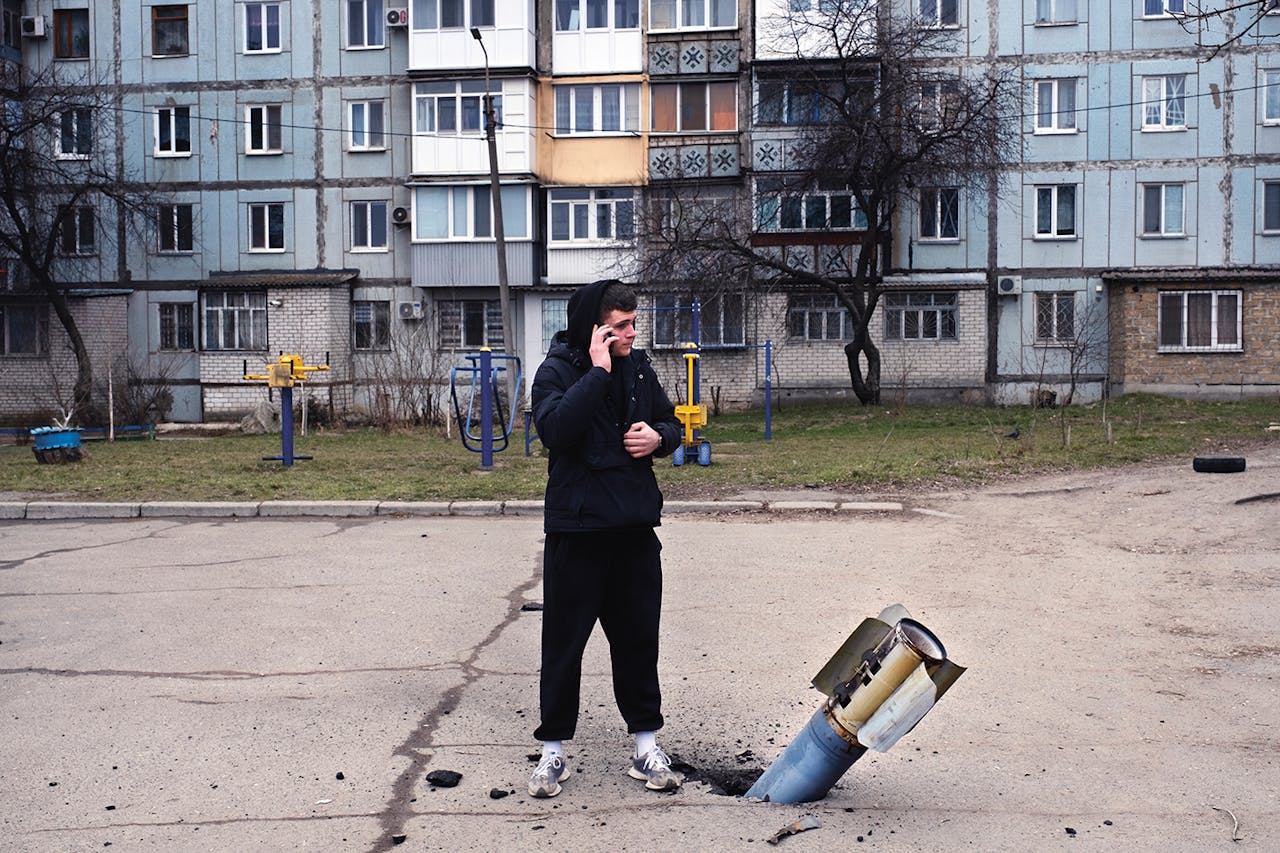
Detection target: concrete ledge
<box><xmin>838</xmin><ymin>501</ymin><xmax>906</xmax><ymax>512</ymax></box>
<box><xmin>26</xmin><ymin>502</ymin><xmax>140</xmax><ymax>519</ymax></box>
<box><xmin>259</xmin><ymin>501</ymin><xmax>379</xmax><ymax>517</ymax></box>
<box><xmin>0</xmin><ymin>502</ymin><xmax>28</xmax><ymax>519</ymax></box>
<box><xmin>449</xmin><ymin>501</ymin><xmax>504</xmax><ymax>516</ymax></box>
<box><xmin>665</xmin><ymin>500</ymin><xmax>764</xmax><ymax>513</ymax></box>
<box><xmin>768</xmin><ymin>500</ymin><xmax>840</xmax><ymax>511</ymax></box>
<box><xmin>912</xmin><ymin>507</ymin><xmax>962</xmax><ymax>519</ymax></box>
<box><xmin>140</xmin><ymin>501</ymin><xmax>261</xmax><ymax>518</ymax></box>
<box><xmin>377</xmin><ymin>501</ymin><xmax>452</xmax><ymax>517</ymax></box>
<box><xmin>502</xmin><ymin>500</ymin><xmax>544</xmax><ymax>516</ymax></box>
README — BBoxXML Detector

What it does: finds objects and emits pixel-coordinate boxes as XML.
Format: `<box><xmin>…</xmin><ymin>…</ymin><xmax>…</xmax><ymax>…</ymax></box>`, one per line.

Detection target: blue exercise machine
<box><xmin>450</xmin><ymin>349</ymin><xmax>521</xmax><ymax>467</ymax></box>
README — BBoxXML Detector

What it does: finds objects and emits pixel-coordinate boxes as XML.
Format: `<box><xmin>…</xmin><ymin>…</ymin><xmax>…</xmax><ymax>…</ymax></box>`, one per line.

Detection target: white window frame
<box><xmin>245</xmin><ymin>104</ymin><xmax>284</xmax><ymax>154</ymax></box>
<box><xmin>59</xmin><ymin>205</ymin><xmax>96</xmax><ymax>256</ymax></box>
<box><xmin>244</xmin><ymin>2</ymin><xmax>282</xmax><ymax>54</ymax></box>
<box><xmin>347</xmin><ymin>0</ymin><xmax>385</xmax><ymax>49</ymax></box>
<box><xmin>1034</xmin><ymin>184</ymin><xmax>1077</xmax><ymax>239</ymax></box>
<box><xmin>154</xmin><ymin>106</ymin><xmax>193</xmax><ymax>157</ymax></box>
<box><xmin>755</xmin><ymin>178</ymin><xmax>868</xmax><ymax>233</ymax></box>
<box><xmin>414</xmin><ymin>81</ymin><xmax>502</xmax><ymax>136</ymax></box>
<box><xmin>412</xmin><ymin>185</ymin><xmax>529</xmax><ymax>241</ymax></box>
<box><xmin>1157</xmin><ymin>290</ymin><xmax>1242</xmax><ymax>352</ymax></box>
<box><xmin>554</xmin><ymin>0</ymin><xmax>640</xmax><ymax>31</ymax></box>
<box><xmin>57</xmin><ymin>107</ymin><xmax>93</xmax><ymax>158</ymax></box>
<box><xmin>884</xmin><ymin>292</ymin><xmax>959</xmax><ymax>341</ymax></box>
<box><xmin>1264</xmin><ymin>181</ymin><xmax>1280</xmax><ymax>234</ymax></box>
<box><xmin>352</xmin><ymin>300</ymin><xmax>391</xmax><ymax>351</ymax></box>
<box><xmin>157</xmin><ymin>302</ymin><xmax>196</xmax><ymax>351</ymax></box>
<box><xmin>411</xmin><ymin>0</ymin><xmax>495</xmax><ymax>31</ymax></box>
<box><xmin>1034</xmin><ymin>291</ymin><xmax>1076</xmax><ymax>344</ymax></box>
<box><xmin>647</xmin><ymin>0</ymin><xmax>737</xmax><ymax>32</ymax></box>
<box><xmin>1143</xmin><ymin>0</ymin><xmax>1185</xmax><ymax>18</ymax></box>
<box><xmin>248</xmin><ymin>202</ymin><xmax>286</xmax><ymax>252</ymax></box>
<box><xmin>157</xmin><ymin>203</ymin><xmax>195</xmax><ymax>253</ymax></box>
<box><xmin>348</xmin><ymin>100</ymin><xmax>387</xmax><ymax>150</ymax></box>
<box><xmin>541</xmin><ymin>297</ymin><xmax>569</xmax><ymax>354</ymax></box>
<box><xmin>549</xmin><ymin>188</ymin><xmax>635</xmax><ymax>244</ymax></box>
<box><xmin>1034</xmin><ymin>0</ymin><xmax>1077</xmax><ymax>25</ymax></box>
<box><xmin>553</xmin><ymin>84</ymin><xmax>641</xmax><ymax>135</ymax></box>
<box><xmin>1141</xmin><ymin>183</ymin><xmax>1185</xmax><ymax>236</ymax></box>
<box><xmin>919</xmin><ymin>187</ymin><xmax>960</xmax><ymax>241</ymax></box>
<box><xmin>650</xmin><ymin>81</ymin><xmax>737</xmax><ymax>133</ymax></box>
<box><xmin>920</xmin><ymin>0</ymin><xmax>960</xmax><ymax>27</ymax></box>
<box><xmin>1034</xmin><ymin>78</ymin><xmax>1077</xmax><ymax>133</ymax></box>
<box><xmin>1142</xmin><ymin>74</ymin><xmax>1186</xmax><ymax>130</ymax></box>
<box><xmin>351</xmin><ymin>200</ymin><xmax>389</xmax><ymax>251</ymax></box>
<box><xmin>203</xmin><ymin>290</ymin><xmax>268</xmax><ymax>351</ymax></box>
<box><xmin>1264</xmin><ymin>70</ymin><xmax>1280</xmax><ymax>125</ymax></box>
<box><xmin>788</xmin><ymin>294</ymin><xmax>851</xmax><ymax>341</ymax></box>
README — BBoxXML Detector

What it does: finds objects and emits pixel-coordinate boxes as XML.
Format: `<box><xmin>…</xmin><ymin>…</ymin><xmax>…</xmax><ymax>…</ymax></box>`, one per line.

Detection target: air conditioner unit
<box><xmin>997</xmin><ymin>275</ymin><xmax>1022</xmax><ymax>296</ymax></box>
<box><xmin>386</xmin><ymin>8</ymin><xmax>408</xmax><ymax>27</ymax></box>
<box><xmin>20</xmin><ymin>15</ymin><xmax>46</xmax><ymax>38</ymax></box>
<box><xmin>399</xmin><ymin>301</ymin><xmax>424</xmax><ymax>320</ymax></box>
<box><xmin>391</xmin><ymin>206</ymin><xmax>410</xmax><ymax>226</ymax></box>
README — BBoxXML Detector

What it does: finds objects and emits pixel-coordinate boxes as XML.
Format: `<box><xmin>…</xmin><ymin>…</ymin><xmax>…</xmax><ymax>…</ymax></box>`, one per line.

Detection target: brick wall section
<box><xmin>0</xmin><ymin>295</ymin><xmax>128</xmax><ymax>422</ymax></box>
<box><xmin>201</xmin><ymin>286</ymin><xmax>354</xmax><ymax>419</ymax></box>
<box><xmin>1109</xmin><ymin>282</ymin><xmax>1280</xmax><ymax>391</ymax></box>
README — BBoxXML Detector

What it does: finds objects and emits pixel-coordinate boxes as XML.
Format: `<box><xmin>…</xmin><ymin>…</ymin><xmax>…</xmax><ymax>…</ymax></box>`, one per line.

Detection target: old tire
<box><xmin>1193</xmin><ymin>456</ymin><xmax>1245</xmax><ymax>473</ymax></box>
<box><xmin>672</xmin><ymin>445</ymin><xmax>685</xmax><ymax>467</ymax></box>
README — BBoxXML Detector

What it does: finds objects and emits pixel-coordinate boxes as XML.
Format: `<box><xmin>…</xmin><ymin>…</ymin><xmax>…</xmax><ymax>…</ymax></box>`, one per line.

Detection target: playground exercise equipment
<box><xmin>243</xmin><ymin>354</ymin><xmax>330</xmax><ymax>466</ymax></box>
<box><xmin>450</xmin><ymin>349</ymin><xmax>521</xmax><ymax>467</ymax></box>
<box><xmin>672</xmin><ymin>343</ymin><xmax>711</xmax><ymax>466</ymax></box>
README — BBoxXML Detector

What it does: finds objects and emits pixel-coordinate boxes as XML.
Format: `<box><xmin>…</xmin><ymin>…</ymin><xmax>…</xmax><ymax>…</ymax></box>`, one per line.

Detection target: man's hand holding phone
<box><xmin>590</xmin><ymin>323</ymin><xmax>617</xmax><ymax>371</ymax></box>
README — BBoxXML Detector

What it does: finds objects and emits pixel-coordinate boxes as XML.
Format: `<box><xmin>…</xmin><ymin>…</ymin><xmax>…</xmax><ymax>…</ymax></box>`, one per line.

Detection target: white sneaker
<box><xmin>628</xmin><ymin>747</ymin><xmax>681</xmax><ymax>792</ymax></box>
<box><xmin>528</xmin><ymin>753</ymin><xmax>570</xmax><ymax>798</ymax></box>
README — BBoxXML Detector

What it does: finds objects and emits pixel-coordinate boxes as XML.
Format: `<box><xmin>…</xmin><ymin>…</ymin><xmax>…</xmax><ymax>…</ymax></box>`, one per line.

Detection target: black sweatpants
<box><xmin>533</xmin><ymin>528</ymin><xmax>664</xmax><ymax>741</ymax></box>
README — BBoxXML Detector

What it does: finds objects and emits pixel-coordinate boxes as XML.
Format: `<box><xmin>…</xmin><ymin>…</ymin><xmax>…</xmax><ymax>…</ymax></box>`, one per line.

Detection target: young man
<box><xmin>527</xmin><ymin>279</ymin><xmax>683</xmax><ymax>798</ymax></box>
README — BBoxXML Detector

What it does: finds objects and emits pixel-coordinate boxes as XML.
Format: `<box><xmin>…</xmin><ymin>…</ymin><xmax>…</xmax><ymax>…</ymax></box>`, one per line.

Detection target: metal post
<box><xmin>480</xmin><ymin>349</ymin><xmax>494</xmax><ymax>468</ymax></box>
<box><xmin>280</xmin><ymin>386</ymin><xmax>294</xmax><ymax>467</ymax></box>
<box><xmin>690</xmin><ymin>299</ymin><xmax>701</xmax><ymax>405</ymax></box>
<box><xmin>764</xmin><ymin>339</ymin><xmax>773</xmax><ymax>441</ymax></box>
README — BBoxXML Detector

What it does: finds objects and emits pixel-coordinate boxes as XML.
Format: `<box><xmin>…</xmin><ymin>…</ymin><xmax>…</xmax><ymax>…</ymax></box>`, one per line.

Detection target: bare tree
<box><xmin>0</xmin><ymin>61</ymin><xmax>155</xmax><ymax>422</ymax></box>
<box><xmin>1178</xmin><ymin>2</ymin><xmax>1279</xmax><ymax>56</ymax></box>
<box><xmin>633</xmin><ymin>2</ymin><xmax>1017</xmax><ymax>404</ymax></box>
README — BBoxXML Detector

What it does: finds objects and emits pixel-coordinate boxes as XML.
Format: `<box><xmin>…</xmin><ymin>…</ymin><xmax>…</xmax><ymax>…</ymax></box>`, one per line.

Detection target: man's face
<box><xmin>600</xmin><ymin>308</ymin><xmax>638</xmax><ymax>357</ymax></box>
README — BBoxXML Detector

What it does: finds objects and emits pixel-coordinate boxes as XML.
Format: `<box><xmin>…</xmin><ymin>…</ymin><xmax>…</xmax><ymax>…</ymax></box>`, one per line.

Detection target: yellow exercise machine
<box><xmin>672</xmin><ymin>343</ymin><xmax>711</xmax><ymax>466</ymax></box>
<box><xmin>243</xmin><ymin>354</ymin><xmax>330</xmax><ymax>465</ymax></box>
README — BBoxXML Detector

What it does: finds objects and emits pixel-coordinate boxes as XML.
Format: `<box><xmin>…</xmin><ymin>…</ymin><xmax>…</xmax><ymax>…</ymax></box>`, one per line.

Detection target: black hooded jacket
<box><xmin>532</xmin><ymin>281</ymin><xmax>681</xmax><ymax>533</ymax></box>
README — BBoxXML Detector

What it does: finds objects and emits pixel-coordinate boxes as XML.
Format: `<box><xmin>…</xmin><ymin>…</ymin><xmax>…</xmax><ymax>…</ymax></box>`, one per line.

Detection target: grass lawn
<box><xmin>1</xmin><ymin>395</ymin><xmax>1275</xmax><ymax>502</ymax></box>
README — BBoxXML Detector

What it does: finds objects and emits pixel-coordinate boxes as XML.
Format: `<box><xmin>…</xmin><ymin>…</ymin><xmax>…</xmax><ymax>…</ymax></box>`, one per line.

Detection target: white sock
<box><xmin>634</xmin><ymin>731</ymin><xmax>657</xmax><ymax>758</ymax></box>
<box><xmin>541</xmin><ymin>740</ymin><xmax>563</xmax><ymax>758</ymax></box>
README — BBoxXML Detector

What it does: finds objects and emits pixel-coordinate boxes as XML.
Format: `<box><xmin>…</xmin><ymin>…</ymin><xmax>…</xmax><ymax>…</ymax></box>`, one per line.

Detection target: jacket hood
<box><xmin>565</xmin><ymin>280</ymin><xmax>614</xmax><ymax>352</ymax></box>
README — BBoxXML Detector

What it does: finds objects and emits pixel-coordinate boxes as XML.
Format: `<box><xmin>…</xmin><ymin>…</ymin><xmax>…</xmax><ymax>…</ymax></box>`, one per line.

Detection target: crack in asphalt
<box><xmin>368</xmin><ymin>558</ymin><xmax>543</xmax><ymax>853</ymax></box>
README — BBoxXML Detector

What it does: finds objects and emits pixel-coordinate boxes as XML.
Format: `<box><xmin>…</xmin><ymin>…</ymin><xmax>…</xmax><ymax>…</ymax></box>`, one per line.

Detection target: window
<box><xmin>1158</xmin><ymin>290</ymin><xmax>1241</xmax><ymax>351</ymax></box>
<box><xmin>0</xmin><ymin>304</ymin><xmax>50</xmax><ymax>356</ymax></box>
<box><xmin>353</xmin><ymin>301</ymin><xmax>391</xmax><ymax>351</ymax></box>
<box><xmin>1143</xmin><ymin>0</ymin><xmax>1185</xmax><ymax>16</ymax></box>
<box><xmin>412</xmin><ymin>0</ymin><xmax>495</xmax><ymax>29</ymax></box>
<box><xmin>349</xmin><ymin>101</ymin><xmax>386</xmax><ymax>150</ymax></box>
<box><xmin>58</xmin><ymin>108</ymin><xmax>93</xmax><ymax>158</ymax></box>
<box><xmin>1035</xmin><ymin>185</ymin><xmax>1076</xmax><ymax>238</ymax></box>
<box><xmin>541</xmin><ymin>297</ymin><xmax>568</xmax><ymax>353</ymax></box>
<box><xmin>2</xmin><ymin>4</ymin><xmax>19</xmax><ymax>51</ymax></box>
<box><xmin>1035</xmin><ymin>0</ymin><xmax>1076</xmax><ymax>23</ymax></box>
<box><xmin>204</xmin><ymin>290</ymin><xmax>267</xmax><ymax>351</ymax></box>
<box><xmin>1265</xmin><ymin>70</ymin><xmax>1280</xmax><ymax>125</ymax></box>
<box><xmin>1142</xmin><ymin>75</ymin><xmax>1186</xmax><ymax>129</ymax></box>
<box><xmin>649</xmin><ymin>0</ymin><xmax>736</xmax><ymax>30</ymax></box>
<box><xmin>351</xmin><ymin>201</ymin><xmax>389</xmax><ymax>250</ymax></box>
<box><xmin>53</xmin><ymin>9</ymin><xmax>90</xmax><ymax>59</ymax></box>
<box><xmin>158</xmin><ymin>204</ymin><xmax>194</xmax><ymax>252</ymax></box>
<box><xmin>554</xmin><ymin>84</ymin><xmax>641</xmax><ymax>134</ymax></box>
<box><xmin>651</xmin><ymin>82</ymin><xmax>736</xmax><ymax>132</ymax></box>
<box><xmin>1034</xmin><ymin>78</ymin><xmax>1077</xmax><ymax>133</ymax></box>
<box><xmin>157</xmin><ymin>302</ymin><xmax>195</xmax><ymax>350</ymax></box>
<box><xmin>1264</xmin><ymin>181</ymin><xmax>1280</xmax><ymax>233</ymax></box>
<box><xmin>884</xmin><ymin>292</ymin><xmax>958</xmax><ymax>340</ymax></box>
<box><xmin>653</xmin><ymin>292</ymin><xmax>744</xmax><ymax>347</ymax></box>
<box><xmin>245</xmin><ymin>105</ymin><xmax>283</xmax><ymax>154</ymax></box>
<box><xmin>413</xmin><ymin>185</ymin><xmax>528</xmax><ymax>240</ymax></box>
<box><xmin>155</xmin><ymin>106</ymin><xmax>192</xmax><ymax>156</ymax></box>
<box><xmin>245</xmin><ymin>2</ymin><xmax>281</xmax><ymax>53</ymax></box>
<box><xmin>414</xmin><ymin>81</ymin><xmax>502</xmax><ymax>135</ymax></box>
<box><xmin>248</xmin><ymin>203</ymin><xmax>286</xmax><ymax>252</ymax></box>
<box><xmin>555</xmin><ymin>0</ymin><xmax>639</xmax><ymax>29</ymax></box>
<box><xmin>347</xmin><ymin>0</ymin><xmax>385</xmax><ymax>48</ymax></box>
<box><xmin>59</xmin><ymin>206</ymin><xmax>95</xmax><ymax>255</ymax></box>
<box><xmin>920</xmin><ymin>78</ymin><xmax>961</xmax><ymax>131</ymax></box>
<box><xmin>438</xmin><ymin>299</ymin><xmax>503</xmax><ymax>349</ymax></box>
<box><xmin>549</xmin><ymin>188</ymin><xmax>635</xmax><ymax>243</ymax></box>
<box><xmin>919</xmin><ymin>187</ymin><xmax>959</xmax><ymax>240</ymax></box>
<box><xmin>1034</xmin><ymin>292</ymin><xmax>1075</xmax><ymax>343</ymax></box>
<box><xmin>789</xmin><ymin>295</ymin><xmax>851</xmax><ymax>341</ymax></box>
<box><xmin>757</xmin><ymin>75</ymin><xmax>856</xmax><ymax>126</ymax></box>
<box><xmin>755</xmin><ymin>178</ymin><xmax>868</xmax><ymax>232</ymax></box>
<box><xmin>1142</xmin><ymin>183</ymin><xmax>1184</xmax><ymax>236</ymax></box>
<box><xmin>920</xmin><ymin>0</ymin><xmax>959</xmax><ymax>26</ymax></box>
<box><xmin>152</xmin><ymin>5</ymin><xmax>189</xmax><ymax>56</ymax></box>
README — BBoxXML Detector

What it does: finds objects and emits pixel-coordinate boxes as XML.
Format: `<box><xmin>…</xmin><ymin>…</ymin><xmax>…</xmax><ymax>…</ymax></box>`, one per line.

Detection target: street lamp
<box><xmin>470</xmin><ymin>26</ymin><xmax>517</xmax><ymax>406</ymax></box>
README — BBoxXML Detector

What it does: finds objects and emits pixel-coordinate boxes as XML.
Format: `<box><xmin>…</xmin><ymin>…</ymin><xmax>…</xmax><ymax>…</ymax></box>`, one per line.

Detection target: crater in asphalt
<box><xmin>670</xmin><ymin>757</ymin><xmax>763</xmax><ymax>797</ymax></box>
